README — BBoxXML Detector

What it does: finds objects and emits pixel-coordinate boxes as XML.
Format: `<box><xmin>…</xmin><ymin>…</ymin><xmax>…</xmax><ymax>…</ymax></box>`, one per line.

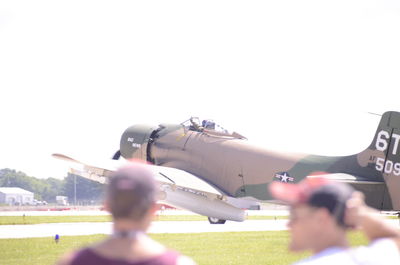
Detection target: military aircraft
<box><xmin>53</xmin><ymin>111</ymin><xmax>400</xmax><ymax>224</ymax></box>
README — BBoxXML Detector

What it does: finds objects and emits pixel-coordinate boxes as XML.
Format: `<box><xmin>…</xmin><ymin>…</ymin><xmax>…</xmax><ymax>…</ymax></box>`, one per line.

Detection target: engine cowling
<box><xmin>120</xmin><ymin>124</ymin><xmax>158</xmax><ymax>161</ymax></box>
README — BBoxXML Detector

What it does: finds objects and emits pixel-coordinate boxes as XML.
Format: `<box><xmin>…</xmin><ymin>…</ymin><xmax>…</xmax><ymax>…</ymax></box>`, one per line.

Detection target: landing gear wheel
<box><xmin>208</xmin><ymin>217</ymin><xmax>226</xmax><ymax>224</ymax></box>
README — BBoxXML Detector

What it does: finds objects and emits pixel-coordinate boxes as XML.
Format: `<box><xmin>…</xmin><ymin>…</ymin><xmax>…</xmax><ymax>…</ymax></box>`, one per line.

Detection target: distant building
<box><xmin>0</xmin><ymin>187</ymin><xmax>34</xmax><ymax>205</ymax></box>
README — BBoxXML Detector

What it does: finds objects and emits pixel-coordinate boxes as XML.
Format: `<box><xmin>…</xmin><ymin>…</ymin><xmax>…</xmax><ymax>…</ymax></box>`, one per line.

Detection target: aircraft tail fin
<box><xmin>362</xmin><ymin>111</ymin><xmax>400</xmax><ymax>209</ymax></box>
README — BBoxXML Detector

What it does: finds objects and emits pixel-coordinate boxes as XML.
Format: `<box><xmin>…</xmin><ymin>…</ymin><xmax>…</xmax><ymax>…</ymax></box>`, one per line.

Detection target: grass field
<box><xmin>0</xmin><ymin>231</ymin><xmax>369</xmax><ymax>265</ymax></box>
<box><xmin>1</xmin><ymin>214</ymin><xmax>398</xmax><ymax>225</ymax></box>
<box><xmin>0</xmin><ymin>215</ymin><xmax>289</xmax><ymax>225</ymax></box>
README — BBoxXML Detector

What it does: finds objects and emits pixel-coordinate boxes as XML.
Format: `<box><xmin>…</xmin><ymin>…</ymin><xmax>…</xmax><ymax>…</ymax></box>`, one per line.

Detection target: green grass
<box><xmin>162</xmin><ymin>231</ymin><xmax>310</xmax><ymax>265</ymax></box>
<box><xmin>0</xmin><ymin>231</ymin><xmax>368</xmax><ymax>265</ymax></box>
<box><xmin>0</xmin><ymin>234</ymin><xmax>105</xmax><ymax>265</ymax></box>
<box><xmin>0</xmin><ymin>215</ymin><xmax>112</xmax><ymax>225</ymax></box>
<box><xmin>1</xmin><ymin>214</ymin><xmax>397</xmax><ymax>225</ymax></box>
<box><xmin>387</xmin><ymin>215</ymin><xmax>400</xmax><ymax>219</ymax></box>
<box><xmin>0</xmin><ymin>215</ymin><xmax>289</xmax><ymax>225</ymax></box>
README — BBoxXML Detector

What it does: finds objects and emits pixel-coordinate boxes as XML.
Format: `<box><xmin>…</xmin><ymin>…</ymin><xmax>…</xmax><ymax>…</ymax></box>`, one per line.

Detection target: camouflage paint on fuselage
<box><xmin>120</xmin><ymin>111</ymin><xmax>400</xmax><ymax>211</ymax></box>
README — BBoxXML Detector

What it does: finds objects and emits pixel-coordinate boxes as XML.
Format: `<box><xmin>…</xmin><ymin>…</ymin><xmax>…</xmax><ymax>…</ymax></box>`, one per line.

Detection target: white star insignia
<box><xmin>274</xmin><ymin>172</ymin><xmax>294</xmax><ymax>183</ymax></box>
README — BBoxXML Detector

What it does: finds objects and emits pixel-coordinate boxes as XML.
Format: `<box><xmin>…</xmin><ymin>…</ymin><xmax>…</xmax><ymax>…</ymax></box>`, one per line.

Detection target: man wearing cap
<box><xmin>56</xmin><ymin>163</ymin><xmax>196</xmax><ymax>265</ymax></box>
<box><xmin>269</xmin><ymin>178</ymin><xmax>400</xmax><ymax>265</ymax></box>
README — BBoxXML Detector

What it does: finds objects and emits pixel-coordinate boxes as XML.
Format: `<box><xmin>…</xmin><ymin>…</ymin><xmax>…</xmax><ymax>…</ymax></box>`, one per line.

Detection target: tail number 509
<box><xmin>376</xmin><ymin>158</ymin><xmax>400</xmax><ymax>176</ymax></box>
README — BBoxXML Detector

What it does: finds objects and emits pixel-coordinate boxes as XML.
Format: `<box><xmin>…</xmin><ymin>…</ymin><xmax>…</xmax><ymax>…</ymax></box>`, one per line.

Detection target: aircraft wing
<box><xmin>52</xmin><ymin>153</ymin><xmax>221</xmax><ymax>193</ymax></box>
<box><xmin>52</xmin><ymin>153</ymin><xmax>246</xmax><ymax>222</ymax></box>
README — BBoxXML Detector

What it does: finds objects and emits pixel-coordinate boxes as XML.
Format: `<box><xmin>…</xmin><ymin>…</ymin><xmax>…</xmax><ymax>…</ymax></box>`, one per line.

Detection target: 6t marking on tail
<box><xmin>375</xmin><ymin>130</ymin><xmax>400</xmax><ymax>176</ymax></box>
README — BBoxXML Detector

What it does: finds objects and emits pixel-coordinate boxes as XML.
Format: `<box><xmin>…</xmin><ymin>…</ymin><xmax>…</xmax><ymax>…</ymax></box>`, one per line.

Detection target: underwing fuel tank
<box><xmin>159</xmin><ymin>185</ymin><xmax>245</xmax><ymax>222</ymax></box>
<box><xmin>120</xmin><ymin>124</ymin><xmax>158</xmax><ymax>161</ymax></box>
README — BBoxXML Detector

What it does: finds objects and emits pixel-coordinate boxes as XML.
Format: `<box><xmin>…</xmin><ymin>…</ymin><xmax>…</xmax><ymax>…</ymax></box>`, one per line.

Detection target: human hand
<box><xmin>344</xmin><ymin>191</ymin><xmax>367</xmax><ymax>229</ymax></box>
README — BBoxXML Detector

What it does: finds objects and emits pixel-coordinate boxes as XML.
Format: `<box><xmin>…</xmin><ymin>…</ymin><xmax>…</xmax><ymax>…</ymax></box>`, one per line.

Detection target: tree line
<box><xmin>0</xmin><ymin>168</ymin><xmax>104</xmax><ymax>204</ymax></box>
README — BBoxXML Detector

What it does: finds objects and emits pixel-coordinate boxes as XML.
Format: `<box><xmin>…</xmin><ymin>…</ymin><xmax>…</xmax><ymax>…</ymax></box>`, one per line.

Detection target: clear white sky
<box><xmin>0</xmin><ymin>0</ymin><xmax>399</xmax><ymax>180</ymax></box>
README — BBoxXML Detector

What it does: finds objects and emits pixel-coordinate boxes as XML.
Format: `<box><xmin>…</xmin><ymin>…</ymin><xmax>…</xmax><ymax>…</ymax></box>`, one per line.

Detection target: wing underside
<box><xmin>52</xmin><ymin>153</ymin><xmax>246</xmax><ymax>221</ymax></box>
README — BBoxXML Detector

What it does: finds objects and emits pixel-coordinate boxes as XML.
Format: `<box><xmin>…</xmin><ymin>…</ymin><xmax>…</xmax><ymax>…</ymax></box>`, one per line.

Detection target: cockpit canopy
<box><xmin>181</xmin><ymin>117</ymin><xmax>231</xmax><ymax>134</ymax></box>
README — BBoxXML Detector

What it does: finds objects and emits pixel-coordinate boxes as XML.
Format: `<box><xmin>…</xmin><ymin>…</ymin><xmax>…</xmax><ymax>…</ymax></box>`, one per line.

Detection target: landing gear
<box><xmin>208</xmin><ymin>217</ymin><xmax>226</xmax><ymax>224</ymax></box>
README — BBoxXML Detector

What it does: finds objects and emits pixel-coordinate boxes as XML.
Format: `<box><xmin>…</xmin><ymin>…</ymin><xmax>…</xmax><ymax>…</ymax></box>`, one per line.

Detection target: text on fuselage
<box><xmin>375</xmin><ymin>130</ymin><xmax>400</xmax><ymax>175</ymax></box>
<box><xmin>127</xmin><ymin>137</ymin><xmax>142</xmax><ymax>148</ymax></box>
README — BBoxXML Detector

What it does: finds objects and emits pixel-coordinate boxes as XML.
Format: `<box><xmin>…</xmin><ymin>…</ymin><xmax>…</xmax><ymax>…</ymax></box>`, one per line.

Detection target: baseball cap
<box><xmin>107</xmin><ymin>162</ymin><xmax>157</xmax><ymax>220</ymax></box>
<box><xmin>269</xmin><ymin>177</ymin><xmax>354</xmax><ymax>226</ymax></box>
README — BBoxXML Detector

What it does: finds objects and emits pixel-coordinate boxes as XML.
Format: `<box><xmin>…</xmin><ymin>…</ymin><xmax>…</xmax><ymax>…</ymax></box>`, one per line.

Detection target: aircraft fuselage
<box><xmin>119</xmin><ymin>120</ymin><xmax>387</xmax><ymax>209</ymax></box>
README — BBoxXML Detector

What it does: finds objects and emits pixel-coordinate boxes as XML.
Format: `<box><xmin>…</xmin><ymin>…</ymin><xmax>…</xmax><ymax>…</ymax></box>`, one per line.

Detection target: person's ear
<box><xmin>149</xmin><ymin>203</ymin><xmax>159</xmax><ymax>215</ymax></box>
<box><xmin>143</xmin><ymin>203</ymin><xmax>159</xmax><ymax>224</ymax></box>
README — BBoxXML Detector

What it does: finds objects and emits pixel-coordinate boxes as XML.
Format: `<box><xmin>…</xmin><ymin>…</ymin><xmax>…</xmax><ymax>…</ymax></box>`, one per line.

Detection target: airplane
<box><xmin>53</xmin><ymin>111</ymin><xmax>400</xmax><ymax>224</ymax></box>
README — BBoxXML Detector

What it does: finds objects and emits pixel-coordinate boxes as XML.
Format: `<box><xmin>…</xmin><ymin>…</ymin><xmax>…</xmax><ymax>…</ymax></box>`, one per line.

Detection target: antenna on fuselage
<box><xmin>367</xmin><ymin>112</ymin><xmax>382</xmax><ymax>117</ymax></box>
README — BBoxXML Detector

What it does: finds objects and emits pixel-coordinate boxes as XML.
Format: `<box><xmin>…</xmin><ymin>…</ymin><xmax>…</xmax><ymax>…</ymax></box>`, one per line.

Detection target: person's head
<box><xmin>269</xmin><ymin>178</ymin><xmax>354</xmax><ymax>252</ymax></box>
<box><xmin>106</xmin><ymin>162</ymin><xmax>158</xmax><ymax>227</ymax></box>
